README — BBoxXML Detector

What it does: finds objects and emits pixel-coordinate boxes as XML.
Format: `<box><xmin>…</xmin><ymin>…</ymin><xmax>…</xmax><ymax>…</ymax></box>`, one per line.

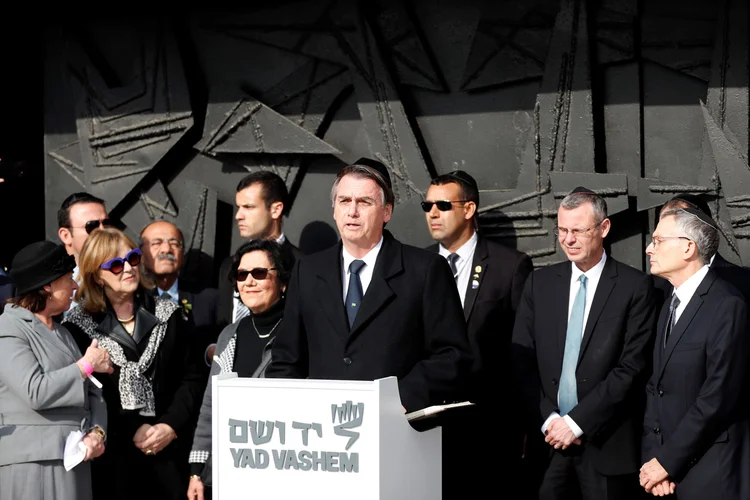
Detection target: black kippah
<box><xmin>678</xmin><ymin>207</ymin><xmax>718</xmax><ymax>229</ymax></box>
<box><xmin>570</xmin><ymin>186</ymin><xmax>596</xmax><ymax>195</ymax></box>
<box><xmin>669</xmin><ymin>194</ymin><xmax>712</xmax><ymax>218</ymax></box>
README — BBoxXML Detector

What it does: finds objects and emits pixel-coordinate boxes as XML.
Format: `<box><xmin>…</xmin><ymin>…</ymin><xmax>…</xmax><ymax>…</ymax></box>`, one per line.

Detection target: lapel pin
<box><xmin>475</xmin><ymin>265</ymin><xmax>482</xmax><ymax>274</ymax></box>
<box><xmin>473</xmin><ymin>273</ymin><xmax>479</xmax><ymax>279</ymax></box>
<box><xmin>472</xmin><ymin>279</ymin><xmax>480</xmax><ymax>289</ymax></box>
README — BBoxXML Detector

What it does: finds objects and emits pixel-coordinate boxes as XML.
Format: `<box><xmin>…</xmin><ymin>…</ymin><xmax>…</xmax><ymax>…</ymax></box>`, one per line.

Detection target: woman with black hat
<box><xmin>0</xmin><ymin>241</ymin><xmax>113</xmax><ymax>500</ymax></box>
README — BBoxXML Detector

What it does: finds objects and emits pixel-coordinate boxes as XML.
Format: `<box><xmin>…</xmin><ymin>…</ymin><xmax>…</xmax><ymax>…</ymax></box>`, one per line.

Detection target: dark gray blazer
<box><xmin>0</xmin><ymin>304</ymin><xmax>106</xmax><ymax>466</ymax></box>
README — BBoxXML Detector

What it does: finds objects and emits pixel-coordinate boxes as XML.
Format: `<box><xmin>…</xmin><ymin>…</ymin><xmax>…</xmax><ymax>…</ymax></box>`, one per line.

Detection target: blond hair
<box><xmin>75</xmin><ymin>228</ymin><xmax>154</xmax><ymax>313</ymax></box>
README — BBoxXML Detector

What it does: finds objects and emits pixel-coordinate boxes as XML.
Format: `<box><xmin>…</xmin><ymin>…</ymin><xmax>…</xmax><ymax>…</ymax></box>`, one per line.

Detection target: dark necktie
<box><xmin>447</xmin><ymin>253</ymin><xmax>460</xmax><ymax>279</ymax></box>
<box><xmin>663</xmin><ymin>294</ymin><xmax>680</xmax><ymax>348</ymax></box>
<box><xmin>346</xmin><ymin>260</ymin><xmax>366</xmax><ymax>328</ymax></box>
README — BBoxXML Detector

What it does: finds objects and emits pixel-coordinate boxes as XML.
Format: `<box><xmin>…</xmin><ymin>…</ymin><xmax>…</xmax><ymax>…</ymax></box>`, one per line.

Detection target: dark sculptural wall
<box><xmin>42</xmin><ymin>0</ymin><xmax>750</xmax><ymax>284</ymax></box>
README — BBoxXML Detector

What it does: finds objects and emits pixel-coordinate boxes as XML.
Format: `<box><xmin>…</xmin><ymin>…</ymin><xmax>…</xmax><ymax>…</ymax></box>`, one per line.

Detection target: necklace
<box><xmin>117</xmin><ymin>315</ymin><xmax>135</xmax><ymax>323</ymax></box>
<box><xmin>251</xmin><ymin>316</ymin><xmax>282</xmax><ymax>339</ymax></box>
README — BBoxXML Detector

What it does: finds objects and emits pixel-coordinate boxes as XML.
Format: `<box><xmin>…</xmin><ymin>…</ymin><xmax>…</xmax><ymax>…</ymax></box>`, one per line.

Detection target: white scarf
<box><xmin>64</xmin><ymin>298</ymin><xmax>178</xmax><ymax>416</ymax></box>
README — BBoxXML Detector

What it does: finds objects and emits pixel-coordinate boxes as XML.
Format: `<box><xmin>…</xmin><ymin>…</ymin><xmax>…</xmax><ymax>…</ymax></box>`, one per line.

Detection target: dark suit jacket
<box><xmin>642</xmin><ymin>271</ymin><xmax>750</xmax><ymax>498</ymax></box>
<box><xmin>0</xmin><ymin>275</ymin><xmax>14</xmax><ymax>314</ymax></box>
<box><xmin>653</xmin><ymin>252</ymin><xmax>750</xmax><ymax>305</ymax></box>
<box><xmin>177</xmin><ymin>280</ymin><xmax>220</xmax><ymax>355</ymax></box>
<box><xmin>427</xmin><ymin>236</ymin><xmax>533</xmax><ymax>402</ymax></box>
<box><xmin>265</xmin><ymin>230</ymin><xmax>474</xmax><ymax>412</ymax></box>
<box><xmin>512</xmin><ymin>256</ymin><xmax>658</xmax><ymax>475</ymax></box>
<box><xmin>217</xmin><ymin>238</ymin><xmax>303</xmax><ymax>327</ymax></box>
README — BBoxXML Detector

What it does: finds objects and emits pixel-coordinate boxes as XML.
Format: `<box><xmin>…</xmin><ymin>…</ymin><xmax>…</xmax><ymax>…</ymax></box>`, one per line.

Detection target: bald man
<box><xmin>140</xmin><ymin>221</ymin><xmax>220</xmax><ymax>362</ymax></box>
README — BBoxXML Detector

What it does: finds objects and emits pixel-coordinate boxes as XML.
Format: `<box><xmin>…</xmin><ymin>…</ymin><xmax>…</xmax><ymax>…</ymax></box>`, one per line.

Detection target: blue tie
<box><xmin>346</xmin><ymin>260</ymin><xmax>366</xmax><ymax>328</ymax></box>
<box><xmin>559</xmin><ymin>274</ymin><xmax>587</xmax><ymax>416</ymax></box>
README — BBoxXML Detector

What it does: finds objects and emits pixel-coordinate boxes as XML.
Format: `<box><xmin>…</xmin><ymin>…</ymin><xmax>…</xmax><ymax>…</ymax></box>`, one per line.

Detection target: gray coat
<box><xmin>0</xmin><ymin>304</ymin><xmax>107</xmax><ymax>467</ymax></box>
<box><xmin>189</xmin><ymin>320</ymin><xmax>274</xmax><ymax>485</ymax></box>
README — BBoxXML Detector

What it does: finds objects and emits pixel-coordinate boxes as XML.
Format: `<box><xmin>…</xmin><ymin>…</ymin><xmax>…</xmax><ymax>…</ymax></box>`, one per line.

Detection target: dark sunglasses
<box><xmin>69</xmin><ymin>219</ymin><xmax>113</xmax><ymax>235</ymax></box>
<box><xmin>100</xmin><ymin>248</ymin><xmax>141</xmax><ymax>275</ymax></box>
<box><xmin>420</xmin><ymin>200</ymin><xmax>469</xmax><ymax>212</ymax></box>
<box><xmin>237</xmin><ymin>267</ymin><xmax>277</xmax><ymax>282</ymax></box>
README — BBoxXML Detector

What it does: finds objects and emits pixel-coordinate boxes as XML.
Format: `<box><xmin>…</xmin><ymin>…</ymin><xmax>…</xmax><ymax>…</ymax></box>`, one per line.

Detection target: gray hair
<box><xmin>330</xmin><ymin>164</ymin><xmax>394</xmax><ymax>208</ymax></box>
<box><xmin>559</xmin><ymin>192</ymin><xmax>608</xmax><ymax>222</ymax></box>
<box><xmin>661</xmin><ymin>209</ymin><xmax>719</xmax><ymax>265</ymax></box>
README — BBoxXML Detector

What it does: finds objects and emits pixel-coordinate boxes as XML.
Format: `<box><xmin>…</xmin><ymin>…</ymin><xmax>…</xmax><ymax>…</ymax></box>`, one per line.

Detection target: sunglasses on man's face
<box><xmin>237</xmin><ymin>267</ymin><xmax>277</xmax><ymax>282</ymax></box>
<box><xmin>100</xmin><ymin>248</ymin><xmax>141</xmax><ymax>275</ymax></box>
<box><xmin>420</xmin><ymin>200</ymin><xmax>469</xmax><ymax>212</ymax></box>
<box><xmin>70</xmin><ymin>219</ymin><xmax>113</xmax><ymax>235</ymax></box>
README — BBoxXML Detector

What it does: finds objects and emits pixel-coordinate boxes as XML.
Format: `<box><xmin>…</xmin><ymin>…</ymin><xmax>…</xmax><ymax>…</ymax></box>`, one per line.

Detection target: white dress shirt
<box><xmin>672</xmin><ymin>264</ymin><xmax>710</xmax><ymax>323</ymax></box>
<box><xmin>157</xmin><ymin>278</ymin><xmax>180</xmax><ymax>304</ymax></box>
<box><xmin>542</xmin><ymin>250</ymin><xmax>608</xmax><ymax>438</ymax></box>
<box><xmin>438</xmin><ymin>232</ymin><xmax>478</xmax><ymax>307</ymax></box>
<box><xmin>232</xmin><ymin>234</ymin><xmax>287</xmax><ymax>322</ymax></box>
<box><xmin>341</xmin><ymin>237</ymin><xmax>384</xmax><ymax>301</ymax></box>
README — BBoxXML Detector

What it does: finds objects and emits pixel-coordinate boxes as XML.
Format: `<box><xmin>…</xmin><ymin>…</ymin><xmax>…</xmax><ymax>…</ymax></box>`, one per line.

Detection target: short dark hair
<box><xmin>330</xmin><ymin>165</ymin><xmax>395</xmax><ymax>208</ymax></box>
<box><xmin>229</xmin><ymin>239</ymin><xmax>292</xmax><ymax>292</ymax></box>
<box><xmin>236</xmin><ymin>171</ymin><xmax>289</xmax><ymax>212</ymax></box>
<box><xmin>57</xmin><ymin>192</ymin><xmax>106</xmax><ymax>229</ymax></box>
<box><xmin>8</xmin><ymin>289</ymin><xmax>50</xmax><ymax>313</ymax></box>
<box><xmin>429</xmin><ymin>174</ymin><xmax>480</xmax><ymax>207</ymax></box>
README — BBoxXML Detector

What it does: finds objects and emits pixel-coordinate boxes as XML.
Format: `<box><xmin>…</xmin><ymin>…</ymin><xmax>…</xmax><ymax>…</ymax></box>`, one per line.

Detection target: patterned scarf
<box><xmin>64</xmin><ymin>298</ymin><xmax>178</xmax><ymax>416</ymax></box>
<box><xmin>214</xmin><ymin>333</ymin><xmax>237</xmax><ymax>375</ymax></box>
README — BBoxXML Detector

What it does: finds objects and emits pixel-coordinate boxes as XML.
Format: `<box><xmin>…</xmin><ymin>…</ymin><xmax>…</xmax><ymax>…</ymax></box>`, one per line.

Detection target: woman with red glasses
<box><xmin>187</xmin><ymin>239</ymin><xmax>291</xmax><ymax>500</ymax></box>
<box><xmin>62</xmin><ymin>228</ymin><xmax>204</xmax><ymax>500</ymax></box>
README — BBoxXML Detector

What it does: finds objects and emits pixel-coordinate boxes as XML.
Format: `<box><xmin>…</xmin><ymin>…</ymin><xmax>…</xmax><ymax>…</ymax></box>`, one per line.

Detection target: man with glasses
<box><xmin>56</xmin><ymin>192</ymin><xmax>111</xmax><ymax>312</ymax></box>
<box><xmin>423</xmin><ymin>170</ymin><xmax>532</xmax><ymax>499</ymax></box>
<box><xmin>640</xmin><ymin>207</ymin><xmax>750</xmax><ymax>499</ymax></box>
<box><xmin>653</xmin><ymin>194</ymin><xmax>750</xmax><ymax>305</ymax></box>
<box><xmin>512</xmin><ymin>187</ymin><xmax>658</xmax><ymax>500</ymax></box>
<box><xmin>140</xmin><ymin>220</ymin><xmax>219</xmax><ymax>364</ymax></box>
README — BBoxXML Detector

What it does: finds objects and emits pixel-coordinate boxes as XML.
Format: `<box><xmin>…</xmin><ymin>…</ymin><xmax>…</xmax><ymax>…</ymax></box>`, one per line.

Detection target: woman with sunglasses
<box><xmin>187</xmin><ymin>239</ymin><xmax>291</xmax><ymax>500</ymax></box>
<box><xmin>0</xmin><ymin>241</ymin><xmax>111</xmax><ymax>500</ymax></box>
<box><xmin>62</xmin><ymin>228</ymin><xmax>205</xmax><ymax>500</ymax></box>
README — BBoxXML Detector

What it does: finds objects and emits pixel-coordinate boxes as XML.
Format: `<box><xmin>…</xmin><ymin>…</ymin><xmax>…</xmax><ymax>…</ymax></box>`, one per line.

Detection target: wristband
<box><xmin>78</xmin><ymin>358</ymin><xmax>94</xmax><ymax>376</ymax></box>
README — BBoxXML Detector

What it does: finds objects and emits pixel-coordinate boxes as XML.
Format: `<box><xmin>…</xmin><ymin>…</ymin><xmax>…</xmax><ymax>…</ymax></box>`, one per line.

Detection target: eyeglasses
<box><xmin>146</xmin><ymin>238</ymin><xmax>184</xmax><ymax>250</ymax></box>
<box><xmin>420</xmin><ymin>200</ymin><xmax>470</xmax><ymax>212</ymax></box>
<box><xmin>553</xmin><ymin>220</ymin><xmax>604</xmax><ymax>238</ymax></box>
<box><xmin>648</xmin><ymin>236</ymin><xmax>692</xmax><ymax>248</ymax></box>
<box><xmin>237</xmin><ymin>267</ymin><xmax>278</xmax><ymax>282</ymax></box>
<box><xmin>69</xmin><ymin>219</ymin><xmax>113</xmax><ymax>235</ymax></box>
<box><xmin>100</xmin><ymin>248</ymin><xmax>142</xmax><ymax>275</ymax></box>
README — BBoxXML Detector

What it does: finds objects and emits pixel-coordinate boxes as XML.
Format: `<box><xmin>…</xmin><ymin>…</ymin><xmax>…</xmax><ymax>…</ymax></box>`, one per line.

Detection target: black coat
<box><xmin>65</xmin><ymin>291</ymin><xmax>205</xmax><ymax>500</ymax></box>
<box><xmin>266</xmin><ymin>230</ymin><xmax>473</xmax><ymax>412</ymax></box>
<box><xmin>643</xmin><ymin>271</ymin><xmax>750</xmax><ymax>499</ymax></box>
<box><xmin>217</xmin><ymin>238</ymin><xmax>303</xmax><ymax>327</ymax></box>
<box><xmin>512</xmin><ymin>256</ymin><xmax>658</xmax><ymax>475</ymax></box>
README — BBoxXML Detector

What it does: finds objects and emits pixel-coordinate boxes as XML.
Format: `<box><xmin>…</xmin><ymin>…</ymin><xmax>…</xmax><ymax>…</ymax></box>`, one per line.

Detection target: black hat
<box><xmin>669</xmin><ymin>194</ymin><xmax>712</xmax><ymax>218</ymax></box>
<box><xmin>679</xmin><ymin>207</ymin><xmax>718</xmax><ymax>229</ymax></box>
<box><xmin>9</xmin><ymin>241</ymin><xmax>76</xmax><ymax>295</ymax></box>
<box><xmin>569</xmin><ymin>186</ymin><xmax>597</xmax><ymax>195</ymax></box>
<box><xmin>445</xmin><ymin>170</ymin><xmax>478</xmax><ymax>191</ymax></box>
<box><xmin>353</xmin><ymin>157</ymin><xmax>392</xmax><ymax>189</ymax></box>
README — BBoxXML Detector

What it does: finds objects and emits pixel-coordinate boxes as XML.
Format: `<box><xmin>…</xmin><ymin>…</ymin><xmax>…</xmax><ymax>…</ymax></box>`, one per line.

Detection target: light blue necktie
<box><xmin>559</xmin><ymin>274</ymin><xmax>587</xmax><ymax>416</ymax></box>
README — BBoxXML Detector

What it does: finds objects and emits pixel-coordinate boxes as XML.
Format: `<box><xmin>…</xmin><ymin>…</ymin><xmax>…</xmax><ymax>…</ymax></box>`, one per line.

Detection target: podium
<box><xmin>212</xmin><ymin>374</ymin><xmax>442</xmax><ymax>499</ymax></box>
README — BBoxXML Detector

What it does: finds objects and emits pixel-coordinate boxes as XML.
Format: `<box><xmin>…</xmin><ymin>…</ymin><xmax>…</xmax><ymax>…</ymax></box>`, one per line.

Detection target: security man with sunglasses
<box><xmin>57</xmin><ymin>192</ymin><xmax>112</xmax><ymax>313</ymax></box>
<box><xmin>423</xmin><ymin>171</ymin><xmax>533</xmax><ymax>499</ymax></box>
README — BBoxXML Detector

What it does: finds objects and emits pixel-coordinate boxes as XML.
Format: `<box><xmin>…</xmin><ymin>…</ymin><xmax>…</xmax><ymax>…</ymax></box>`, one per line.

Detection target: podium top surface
<box><xmin>216</xmin><ymin>376</ymin><xmax>394</xmax><ymax>392</ymax></box>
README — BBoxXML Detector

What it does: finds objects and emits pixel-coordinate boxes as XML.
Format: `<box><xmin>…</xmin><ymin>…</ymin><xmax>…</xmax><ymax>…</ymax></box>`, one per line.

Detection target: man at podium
<box><xmin>266</xmin><ymin>158</ymin><xmax>473</xmax><ymax>412</ymax></box>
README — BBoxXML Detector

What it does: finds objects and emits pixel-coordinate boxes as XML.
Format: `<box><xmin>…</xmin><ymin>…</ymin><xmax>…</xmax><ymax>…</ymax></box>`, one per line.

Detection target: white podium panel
<box><xmin>212</xmin><ymin>375</ymin><xmax>441</xmax><ymax>500</ymax></box>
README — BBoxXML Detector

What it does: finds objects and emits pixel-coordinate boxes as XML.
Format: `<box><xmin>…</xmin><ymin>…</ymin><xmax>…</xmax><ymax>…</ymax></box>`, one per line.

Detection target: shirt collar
<box><xmin>158</xmin><ymin>278</ymin><xmax>180</xmax><ymax>304</ymax></box>
<box><xmin>342</xmin><ymin>237</ymin><xmax>384</xmax><ymax>273</ymax></box>
<box><xmin>277</xmin><ymin>233</ymin><xmax>286</xmax><ymax>245</ymax></box>
<box><xmin>438</xmin><ymin>232</ymin><xmax>478</xmax><ymax>261</ymax></box>
<box><xmin>673</xmin><ymin>264</ymin><xmax>710</xmax><ymax>305</ymax></box>
<box><xmin>571</xmin><ymin>250</ymin><xmax>607</xmax><ymax>282</ymax></box>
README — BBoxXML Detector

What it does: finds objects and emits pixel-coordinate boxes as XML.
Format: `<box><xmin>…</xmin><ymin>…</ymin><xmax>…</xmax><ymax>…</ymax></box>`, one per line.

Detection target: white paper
<box><xmin>63</xmin><ymin>430</ymin><xmax>88</xmax><ymax>471</ymax></box>
<box><xmin>406</xmin><ymin>401</ymin><xmax>475</xmax><ymax>421</ymax></box>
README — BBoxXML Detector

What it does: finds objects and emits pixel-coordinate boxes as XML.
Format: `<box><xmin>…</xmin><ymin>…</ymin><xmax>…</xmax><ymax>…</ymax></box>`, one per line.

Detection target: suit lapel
<box><xmin>658</xmin><ymin>272</ymin><xmax>715</xmax><ymax>380</ymax></box>
<box><xmin>315</xmin><ymin>243</ymin><xmax>350</xmax><ymax>340</ymax></box>
<box><xmin>463</xmin><ymin>238</ymin><xmax>487</xmax><ymax>322</ymax></box>
<box><xmin>98</xmin><ymin>314</ymin><xmax>138</xmax><ymax>354</ymax></box>
<box><xmin>653</xmin><ymin>295</ymin><xmax>671</xmax><ymax>372</ymax></box>
<box><xmin>348</xmin><ymin>233</ymin><xmax>402</xmax><ymax>341</ymax></box>
<box><xmin>576</xmin><ymin>257</ymin><xmax>617</xmax><ymax>366</ymax></box>
<box><xmin>131</xmin><ymin>305</ymin><xmax>159</xmax><ymax>345</ymax></box>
